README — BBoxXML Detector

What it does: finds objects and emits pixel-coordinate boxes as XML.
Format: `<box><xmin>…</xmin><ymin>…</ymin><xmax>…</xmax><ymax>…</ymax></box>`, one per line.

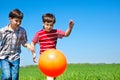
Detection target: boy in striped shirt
<box><xmin>31</xmin><ymin>13</ymin><xmax>74</xmax><ymax>80</ymax></box>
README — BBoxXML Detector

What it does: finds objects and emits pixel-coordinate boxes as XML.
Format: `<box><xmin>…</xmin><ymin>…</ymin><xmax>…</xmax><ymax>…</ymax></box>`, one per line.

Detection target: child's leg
<box><xmin>47</xmin><ymin>76</ymin><xmax>56</xmax><ymax>80</ymax></box>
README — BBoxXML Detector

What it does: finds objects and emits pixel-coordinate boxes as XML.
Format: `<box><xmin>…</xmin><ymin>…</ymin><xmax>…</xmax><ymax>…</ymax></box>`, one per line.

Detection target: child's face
<box><xmin>9</xmin><ymin>17</ymin><xmax>22</xmax><ymax>30</ymax></box>
<box><xmin>43</xmin><ymin>22</ymin><xmax>54</xmax><ymax>32</ymax></box>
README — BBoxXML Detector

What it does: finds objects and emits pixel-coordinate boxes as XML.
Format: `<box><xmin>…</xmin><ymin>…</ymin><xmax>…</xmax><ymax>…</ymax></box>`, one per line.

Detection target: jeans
<box><xmin>0</xmin><ymin>58</ymin><xmax>20</xmax><ymax>80</ymax></box>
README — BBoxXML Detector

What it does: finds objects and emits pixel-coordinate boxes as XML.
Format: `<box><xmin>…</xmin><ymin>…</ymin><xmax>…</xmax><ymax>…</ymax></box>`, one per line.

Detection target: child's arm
<box><xmin>31</xmin><ymin>42</ymin><xmax>37</xmax><ymax>63</ymax></box>
<box><xmin>64</xmin><ymin>20</ymin><xmax>74</xmax><ymax>37</ymax></box>
<box><xmin>23</xmin><ymin>43</ymin><xmax>33</xmax><ymax>51</ymax></box>
<box><xmin>23</xmin><ymin>43</ymin><xmax>37</xmax><ymax>63</ymax></box>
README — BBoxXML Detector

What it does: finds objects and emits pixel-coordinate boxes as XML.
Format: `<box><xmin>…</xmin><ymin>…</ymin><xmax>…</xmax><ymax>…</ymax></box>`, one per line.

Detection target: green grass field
<box><xmin>0</xmin><ymin>64</ymin><xmax>120</xmax><ymax>80</ymax></box>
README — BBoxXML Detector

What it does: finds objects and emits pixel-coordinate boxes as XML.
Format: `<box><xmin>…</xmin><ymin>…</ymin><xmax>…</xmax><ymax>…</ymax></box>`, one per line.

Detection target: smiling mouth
<box><xmin>46</xmin><ymin>28</ymin><xmax>51</xmax><ymax>30</ymax></box>
<box><xmin>45</xmin><ymin>29</ymin><xmax>51</xmax><ymax>32</ymax></box>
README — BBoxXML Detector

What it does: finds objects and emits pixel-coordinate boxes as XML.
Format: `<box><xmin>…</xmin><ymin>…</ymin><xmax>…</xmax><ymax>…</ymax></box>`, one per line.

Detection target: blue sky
<box><xmin>0</xmin><ymin>0</ymin><xmax>120</xmax><ymax>66</ymax></box>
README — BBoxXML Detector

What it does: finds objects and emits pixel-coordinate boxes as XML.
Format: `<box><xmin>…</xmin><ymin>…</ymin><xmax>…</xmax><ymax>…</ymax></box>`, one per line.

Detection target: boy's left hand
<box><xmin>69</xmin><ymin>20</ymin><xmax>74</xmax><ymax>28</ymax></box>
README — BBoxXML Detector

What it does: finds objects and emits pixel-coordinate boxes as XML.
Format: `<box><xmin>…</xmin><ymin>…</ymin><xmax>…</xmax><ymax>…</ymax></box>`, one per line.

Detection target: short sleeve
<box><xmin>0</xmin><ymin>27</ymin><xmax>5</xmax><ymax>41</ymax></box>
<box><xmin>57</xmin><ymin>29</ymin><xmax>65</xmax><ymax>39</ymax></box>
<box><xmin>32</xmin><ymin>32</ymin><xmax>39</xmax><ymax>44</ymax></box>
<box><xmin>21</xmin><ymin>30</ymin><xmax>28</xmax><ymax>45</ymax></box>
<box><xmin>0</xmin><ymin>29</ymin><xmax>2</xmax><ymax>41</ymax></box>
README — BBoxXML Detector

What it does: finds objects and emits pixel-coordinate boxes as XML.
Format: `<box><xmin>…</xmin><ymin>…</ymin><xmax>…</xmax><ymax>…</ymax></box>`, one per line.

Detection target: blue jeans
<box><xmin>0</xmin><ymin>58</ymin><xmax>20</xmax><ymax>80</ymax></box>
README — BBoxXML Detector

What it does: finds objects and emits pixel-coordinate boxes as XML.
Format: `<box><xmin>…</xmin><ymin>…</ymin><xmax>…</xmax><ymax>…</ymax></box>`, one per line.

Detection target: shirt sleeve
<box><xmin>0</xmin><ymin>27</ymin><xmax>5</xmax><ymax>41</ymax></box>
<box><xmin>21</xmin><ymin>30</ymin><xmax>28</xmax><ymax>45</ymax></box>
<box><xmin>57</xmin><ymin>29</ymin><xmax>65</xmax><ymax>39</ymax></box>
<box><xmin>32</xmin><ymin>32</ymin><xmax>39</xmax><ymax>44</ymax></box>
<box><xmin>0</xmin><ymin>29</ymin><xmax>2</xmax><ymax>41</ymax></box>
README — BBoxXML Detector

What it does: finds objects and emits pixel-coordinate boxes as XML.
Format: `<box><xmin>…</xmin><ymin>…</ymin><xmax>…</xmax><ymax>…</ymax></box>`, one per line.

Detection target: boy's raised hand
<box><xmin>69</xmin><ymin>20</ymin><xmax>74</xmax><ymax>28</ymax></box>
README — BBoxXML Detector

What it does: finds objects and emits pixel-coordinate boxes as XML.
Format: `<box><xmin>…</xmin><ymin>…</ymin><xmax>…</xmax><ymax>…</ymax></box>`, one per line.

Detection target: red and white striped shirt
<box><xmin>32</xmin><ymin>29</ymin><xmax>65</xmax><ymax>54</ymax></box>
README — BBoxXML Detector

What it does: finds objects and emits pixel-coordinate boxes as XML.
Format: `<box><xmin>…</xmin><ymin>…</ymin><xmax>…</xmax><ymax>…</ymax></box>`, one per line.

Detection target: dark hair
<box><xmin>9</xmin><ymin>9</ymin><xmax>23</xmax><ymax>19</ymax></box>
<box><xmin>42</xmin><ymin>13</ymin><xmax>56</xmax><ymax>24</ymax></box>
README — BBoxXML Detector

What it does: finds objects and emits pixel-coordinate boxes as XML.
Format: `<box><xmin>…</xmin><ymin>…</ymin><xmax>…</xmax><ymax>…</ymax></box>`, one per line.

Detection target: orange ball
<box><xmin>38</xmin><ymin>49</ymin><xmax>67</xmax><ymax>77</ymax></box>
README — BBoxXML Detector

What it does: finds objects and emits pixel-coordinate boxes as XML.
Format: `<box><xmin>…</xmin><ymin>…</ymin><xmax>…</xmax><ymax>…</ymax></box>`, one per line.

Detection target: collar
<box><xmin>5</xmin><ymin>25</ymin><xmax>20</xmax><ymax>32</ymax></box>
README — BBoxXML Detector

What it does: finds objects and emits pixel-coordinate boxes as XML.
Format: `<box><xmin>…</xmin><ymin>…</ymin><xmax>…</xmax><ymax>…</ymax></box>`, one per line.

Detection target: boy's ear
<box><xmin>42</xmin><ymin>22</ymin><xmax>45</xmax><ymax>27</ymax></box>
<box><xmin>9</xmin><ymin>17</ymin><xmax>12</xmax><ymax>22</ymax></box>
<box><xmin>42</xmin><ymin>22</ymin><xmax>44</xmax><ymax>26</ymax></box>
<box><xmin>9</xmin><ymin>17</ymin><xmax>12</xmax><ymax>21</ymax></box>
<box><xmin>42</xmin><ymin>22</ymin><xmax>45</xmax><ymax>29</ymax></box>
